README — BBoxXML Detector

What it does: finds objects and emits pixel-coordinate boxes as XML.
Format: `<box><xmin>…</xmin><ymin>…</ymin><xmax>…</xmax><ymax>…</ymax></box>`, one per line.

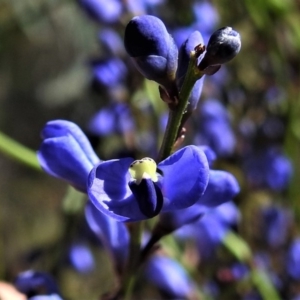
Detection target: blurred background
<box><xmin>1</xmin><ymin>0</ymin><xmax>300</xmax><ymax>299</ymax></box>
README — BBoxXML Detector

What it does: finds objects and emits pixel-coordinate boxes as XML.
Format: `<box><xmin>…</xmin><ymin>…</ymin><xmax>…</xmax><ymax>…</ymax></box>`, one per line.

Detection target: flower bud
<box><xmin>198</xmin><ymin>26</ymin><xmax>241</xmax><ymax>71</ymax></box>
<box><xmin>124</xmin><ymin>15</ymin><xmax>178</xmax><ymax>90</ymax></box>
<box><xmin>176</xmin><ymin>31</ymin><xmax>205</xmax><ymax>111</ymax></box>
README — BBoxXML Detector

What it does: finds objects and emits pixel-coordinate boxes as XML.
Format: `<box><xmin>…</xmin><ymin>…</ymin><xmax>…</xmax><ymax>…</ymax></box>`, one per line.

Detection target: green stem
<box><xmin>157</xmin><ymin>52</ymin><xmax>203</xmax><ymax>162</ymax></box>
<box><xmin>223</xmin><ymin>231</ymin><xmax>281</xmax><ymax>300</ymax></box>
<box><xmin>121</xmin><ymin>221</ymin><xmax>144</xmax><ymax>300</ymax></box>
<box><xmin>0</xmin><ymin>131</ymin><xmax>41</xmax><ymax>171</ymax></box>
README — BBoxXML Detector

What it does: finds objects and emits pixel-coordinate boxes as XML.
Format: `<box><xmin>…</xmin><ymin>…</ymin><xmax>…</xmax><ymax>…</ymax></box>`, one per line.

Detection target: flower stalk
<box><xmin>158</xmin><ymin>51</ymin><xmax>204</xmax><ymax>162</ymax></box>
<box><xmin>0</xmin><ymin>131</ymin><xmax>41</xmax><ymax>171</ymax></box>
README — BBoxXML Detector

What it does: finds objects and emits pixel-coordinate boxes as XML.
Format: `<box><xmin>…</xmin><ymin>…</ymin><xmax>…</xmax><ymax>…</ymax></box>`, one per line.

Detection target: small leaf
<box><xmin>223</xmin><ymin>231</ymin><xmax>252</xmax><ymax>262</ymax></box>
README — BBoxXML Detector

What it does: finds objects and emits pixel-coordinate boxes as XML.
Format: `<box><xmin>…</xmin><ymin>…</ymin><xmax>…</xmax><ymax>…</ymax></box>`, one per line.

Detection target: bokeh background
<box><xmin>1</xmin><ymin>0</ymin><xmax>300</xmax><ymax>299</ymax></box>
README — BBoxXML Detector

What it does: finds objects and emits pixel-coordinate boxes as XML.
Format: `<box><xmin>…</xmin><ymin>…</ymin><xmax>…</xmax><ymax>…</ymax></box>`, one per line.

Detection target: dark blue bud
<box><xmin>129</xmin><ymin>178</ymin><xmax>163</xmax><ymax>218</ymax></box>
<box><xmin>199</xmin><ymin>26</ymin><xmax>241</xmax><ymax>71</ymax></box>
<box><xmin>124</xmin><ymin>15</ymin><xmax>178</xmax><ymax>89</ymax></box>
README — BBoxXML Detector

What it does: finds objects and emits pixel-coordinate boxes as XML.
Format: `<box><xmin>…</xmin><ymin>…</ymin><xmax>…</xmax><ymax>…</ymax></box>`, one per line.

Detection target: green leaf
<box><xmin>251</xmin><ymin>269</ymin><xmax>281</xmax><ymax>300</ymax></box>
<box><xmin>223</xmin><ymin>231</ymin><xmax>252</xmax><ymax>262</ymax></box>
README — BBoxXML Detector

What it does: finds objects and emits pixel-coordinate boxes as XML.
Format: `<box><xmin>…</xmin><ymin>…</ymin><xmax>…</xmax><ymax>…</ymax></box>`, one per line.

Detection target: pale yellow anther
<box><xmin>129</xmin><ymin>157</ymin><xmax>158</xmax><ymax>183</ymax></box>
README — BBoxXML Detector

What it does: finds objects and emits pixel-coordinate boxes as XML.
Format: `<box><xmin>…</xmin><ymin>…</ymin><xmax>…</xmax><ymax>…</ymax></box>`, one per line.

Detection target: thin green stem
<box><xmin>0</xmin><ymin>131</ymin><xmax>41</xmax><ymax>171</ymax></box>
<box><xmin>157</xmin><ymin>52</ymin><xmax>203</xmax><ymax>162</ymax></box>
<box><xmin>223</xmin><ymin>231</ymin><xmax>281</xmax><ymax>300</ymax></box>
<box><xmin>121</xmin><ymin>221</ymin><xmax>144</xmax><ymax>300</ymax></box>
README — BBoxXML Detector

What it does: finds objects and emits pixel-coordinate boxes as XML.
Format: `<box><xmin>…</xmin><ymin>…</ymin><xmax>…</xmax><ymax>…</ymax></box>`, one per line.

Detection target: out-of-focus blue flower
<box><xmin>88</xmin><ymin>145</ymin><xmax>210</xmax><ymax>222</ymax></box>
<box><xmin>37</xmin><ymin>120</ymin><xmax>100</xmax><ymax>192</ymax></box>
<box><xmin>199</xmin><ymin>145</ymin><xmax>217</xmax><ymax>166</ymax></box>
<box><xmin>15</xmin><ymin>271</ymin><xmax>61</xmax><ymax>299</ymax></box>
<box><xmin>193</xmin><ymin>1</ymin><xmax>219</xmax><ymax>34</ymax></box>
<box><xmin>88</xmin><ymin>103</ymin><xmax>135</xmax><ymax>136</ymax></box>
<box><xmin>98</xmin><ymin>28</ymin><xmax>125</xmax><ymax>57</ymax></box>
<box><xmin>287</xmin><ymin>238</ymin><xmax>300</xmax><ymax>280</ymax></box>
<box><xmin>29</xmin><ymin>295</ymin><xmax>63</xmax><ymax>300</ymax></box>
<box><xmin>78</xmin><ymin>0</ymin><xmax>122</xmax><ymax>24</ymax></box>
<box><xmin>172</xmin><ymin>26</ymin><xmax>195</xmax><ymax>48</ymax></box>
<box><xmin>92</xmin><ymin>58</ymin><xmax>127</xmax><ymax>88</ymax></box>
<box><xmin>243</xmin><ymin>147</ymin><xmax>293</xmax><ymax>191</ymax></box>
<box><xmin>176</xmin><ymin>202</ymin><xmax>240</xmax><ymax>259</ymax></box>
<box><xmin>261</xmin><ymin>205</ymin><xmax>292</xmax><ymax>248</ymax></box>
<box><xmin>196</xmin><ymin>99</ymin><xmax>236</xmax><ymax>157</ymax></box>
<box><xmin>124</xmin><ymin>15</ymin><xmax>178</xmax><ymax>91</ymax></box>
<box><xmin>199</xmin><ymin>26</ymin><xmax>241</xmax><ymax>71</ymax></box>
<box><xmin>69</xmin><ymin>243</ymin><xmax>95</xmax><ymax>274</ymax></box>
<box><xmin>144</xmin><ymin>255</ymin><xmax>196</xmax><ymax>298</ymax></box>
<box><xmin>177</xmin><ymin>31</ymin><xmax>205</xmax><ymax>111</ymax></box>
<box><xmin>216</xmin><ymin>263</ymin><xmax>249</xmax><ymax>283</ymax></box>
<box><xmin>85</xmin><ymin>201</ymin><xmax>129</xmax><ymax>271</ymax></box>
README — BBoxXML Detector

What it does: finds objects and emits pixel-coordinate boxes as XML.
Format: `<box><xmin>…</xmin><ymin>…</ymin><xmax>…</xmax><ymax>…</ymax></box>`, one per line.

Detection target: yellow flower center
<box><xmin>129</xmin><ymin>157</ymin><xmax>158</xmax><ymax>183</ymax></box>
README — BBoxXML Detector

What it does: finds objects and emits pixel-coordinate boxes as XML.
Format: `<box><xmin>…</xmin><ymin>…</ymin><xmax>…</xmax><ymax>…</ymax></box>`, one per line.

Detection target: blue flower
<box><xmin>157</xmin><ymin>169</ymin><xmax>239</xmax><ymax>232</ymax></box>
<box><xmin>87</xmin><ymin>103</ymin><xmax>135</xmax><ymax>136</ymax></box>
<box><xmin>124</xmin><ymin>15</ymin><xmax>178</xmax><ymax>91</ymax></box>
<box><xmin>196</xmin><ymin>99</ymin><xmax>236</xmax><ymax>157</ymax></box>
<box><xmin>243</xmin><ymin>147</ymin><xmax>292</xmax><ymax>191</ymax></box>
<box><xmin>261</xmin><ymin>205</ymin><xmax>292</xmax><ymax>248</ymax></box>
<box><xmin>85</xmin><ymin>201</ymin><xmax>129</xmax><ymax>271</ymax></box>
<box><xmin>78</xmin><ymin>0</ymin><xmax>122</xmax><ymax>24</ymax></box>
<box><xmin>29</xmin><ymin>295</ymin><xmax>63</xmax><ymax>300</ymax></box>
<box><xmin>69</xmin><ymin>243</ymin><xmax>95</xmax><ymax>274</ymax></box>
<box><xmin>37</xmin><ymin>120</ymin><xmax>100</xmax><ymax>192</ymax></box>
<box><xmin>144</xmin><ymin>255</ymin><xmax>196</xmax><ymax>298</ymax></box>
<box><xmin>177</xmin><ymin>31</ymin><xmax>206</xmax><ymax>111</ymax></box>
<box><xmin>98</xmin><ymin>28</ymin><xmax>125</xmax><ymax>56</ymax></box>
<box><xmin>88</xmin><ymin>145</ymin><xmax>209</xmax><ymax>222</ymax></box>
<box><xmin>193</xmin><ymin>1</ymin><xmax>219</xmax><ymax>34</ymax></box>
<box><xmin>176</xmin><ymin>202</ymin><xmax>240</xmax><ymax>259</ymax></box>
<box><xmin>92</xmin><ymin>58</ymin><xmax>127</xmax><ymax>88</ymax></box>
<box><xmin>198</xmin><ymin>26</ymin><xmax>241</xmax><ymax>71</ymax></box>
<box><xmin>287</xmin><ymin>238</ymin><xmax>300</xmax><ymax>280</ymax></box>
<box><xmin>14</xmin><ymin>271</ymin><xmax>61</xmax><ymax>299</ymax></box>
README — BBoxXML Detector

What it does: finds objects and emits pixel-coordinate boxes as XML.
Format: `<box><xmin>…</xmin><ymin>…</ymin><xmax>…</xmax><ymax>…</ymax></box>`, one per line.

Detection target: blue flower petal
<box><xmin>159</xmin><ymin>145</ymin><xmax>209</xmax><ymax>210</ymax></box>
<box><xmin>88</xmin><ymin>158</ymin><xmax>146</xmax><ymax>222</ymax></box>
<box><xmin>144</xmin><ymin>255</ymin><xmax>195</xmax><ymax>298</ymax></box>
<box><xmin>37</xmin><ymin>120</ymin><xmax>100</xmax><ymax>191</ymax></box>
<box><xmin>129</xmin><ymin>179</ymin><xmax>163</xmax><ymax>218</ymax></box>
<box><xmin>85</xmin><ymin>201</ymin><xmax>129</xmax><ymax>270</ymax></box>
<box><xmin>158</xmin><ymin>204</ymin><xmax>208</xmax><ymax>232</ymax></box>
<box><xmin>38</xmin><ymin>137</ymin><xmax>95</xmax><ymax>192</ymax></box>
<box><xmin>198</xmin><ymin>170</ymin><xmax>240</xmax><ymax>207</ymax></box>
<box><xmin>41</xmin><ymin>120</ymin><xmax>99</xmax><ymax>165</ymax></box>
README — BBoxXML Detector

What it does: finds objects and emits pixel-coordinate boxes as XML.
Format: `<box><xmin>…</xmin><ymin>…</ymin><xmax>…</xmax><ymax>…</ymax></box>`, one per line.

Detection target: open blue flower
<box><xmin>88</xmin><ymin>145</ymin><xmax>209</xmax><ymax>222</ymax></box>
<box><xmin>37</xmin><ymin>120</ymin><xmax>100</xmax><ymax>192</ymax></box>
